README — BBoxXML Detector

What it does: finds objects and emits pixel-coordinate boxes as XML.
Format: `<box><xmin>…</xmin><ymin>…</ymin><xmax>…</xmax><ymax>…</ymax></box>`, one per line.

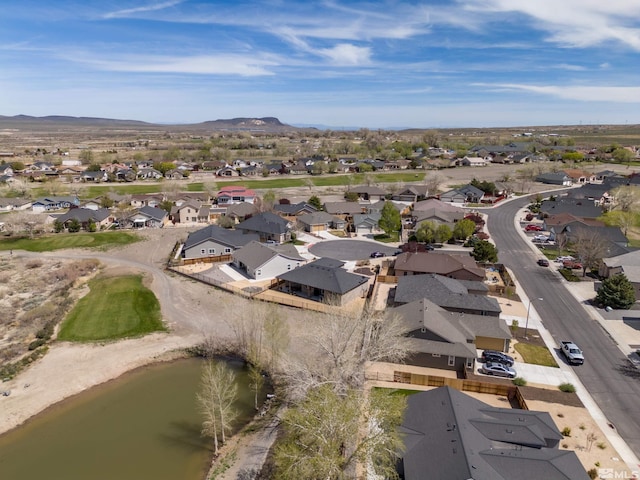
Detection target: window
<box><xmin>257</xmin><ymin>269</ymin><xmax>261</xmax><ymax>277</ymax></box>
<box><xmin>466</xmin><ymin>358</ymin><xmax>474</xmax><ymax>369</ymax></box>
<box><xmin>224</xmin><ymin>248</ymin><xmax>231</xmax><ymax>254</ymax></box>
<box><xmin>287</xmin><ymin>264</ymin><xmax>291</xmax><ymax>271</ymax></box>
<box><xmin>448</xmin><ymin>356</ymin><xmax>455</xmax><ymax>367</ymax></box>
<box><xmin>200</xmin><ymin>249</ymin><xmax>205</xmax><ymax>254</ymax></box>
<box><xmin>208</xmin><ymin>248</ymin><xmax>215</xmax><ymax>254</ymax></box>
<box><xmin>431</xmin><ymin>354</ymin><xmax>441</xmax><ymax>358</ymax></box>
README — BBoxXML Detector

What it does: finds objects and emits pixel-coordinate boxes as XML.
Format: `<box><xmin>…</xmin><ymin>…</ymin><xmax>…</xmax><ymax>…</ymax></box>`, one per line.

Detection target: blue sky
<box><xmin>1</xmin><ymin>0</ymin><xmax>639</xmax><ymax>128</ymax></box>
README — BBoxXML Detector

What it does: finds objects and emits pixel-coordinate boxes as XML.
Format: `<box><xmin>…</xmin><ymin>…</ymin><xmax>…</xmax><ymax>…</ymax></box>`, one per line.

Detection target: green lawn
<box><xmin>514</xmin><ymin>343</ymin><xmax>559</xmax><ymax>367</ymax></box>
<box><xmin>0</xmin><ymin>231</ymin><xmax>140</xmax><ymax>252</ymax></box>
<box><xmin>374</xmin><ymin>232</ymin><xmax>400</xmax><ymax>243</ymax></box>
<box><xmin>58</xmin><ymin>275</ymin><xmax>165</xmax><ymax>341</ymax></box>
<box><xmin>84</xmin><ymin>183</ymin><xmax>166</xmax><ymax>197</ymax></box>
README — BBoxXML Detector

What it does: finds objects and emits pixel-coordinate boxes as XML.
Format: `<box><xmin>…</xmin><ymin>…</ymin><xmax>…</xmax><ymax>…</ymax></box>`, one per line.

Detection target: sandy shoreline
<box><xmin>0</xmin><ymin>332</ymin><xmax>201</xmax><ymax>436</ymax></box>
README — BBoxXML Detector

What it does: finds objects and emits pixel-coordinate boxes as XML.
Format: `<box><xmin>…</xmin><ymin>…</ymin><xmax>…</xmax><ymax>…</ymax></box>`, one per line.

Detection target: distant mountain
<box><xmin>0</xmin><ymin>114</ymin><xmax>302</xmax><ymax>132</ymax></box>
<box><xmin>0</xmin><ymin>114</ymin><xmax>152</xmax><ymax>127</ymax></box>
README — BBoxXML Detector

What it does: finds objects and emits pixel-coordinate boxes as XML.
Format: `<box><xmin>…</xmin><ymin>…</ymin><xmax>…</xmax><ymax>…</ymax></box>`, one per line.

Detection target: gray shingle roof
<box><xmin>276</xmin><ymin>257</ymin><xmax>368</xmax><ymax>294</ymax></box>
<box><xmin>233</xmin><ymin>241</ymin><xmax>304</xmax><ymax>270</ymax></box>
<box><xmin>236</xmin><ymin>212</ymin><xmax>291</xmax><ymax>235</ymax></box>
<box><xmin>273</xmin><ymin>202</ymin><xmax>317</xmax><ymax>215</ymax></box>
<box><xmin>137</xmin><ymin>205</ymin><xmax>167</xmax><ymax>222</ymax></box>
<box><xmin>298</xmin><ymin>211</ymin><xmax>338</xmax><ymax>226</ymax></box>
<box><xmin>399</xmin><ymin>387</ymin><xmax>589</xmax><ymax>480</ymax></box>
<box><xmin>394</xmin><ymin>274</ymin><xmax>501</xmax><ymax>314</ymax></box>
<box><xmin>56</xmin><ymin>207</ymin><xmax>111</xmax><ymax>223</ymax></box>
<box><xmin>184</xmin><ymin>224</ymin><xmax>258</xmax><ymax>249</ymax></box>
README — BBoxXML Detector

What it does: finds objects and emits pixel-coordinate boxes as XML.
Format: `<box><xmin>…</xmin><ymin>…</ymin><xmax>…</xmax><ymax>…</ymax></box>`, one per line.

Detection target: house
<box><xmin>393</xmin><ymin>252</ymin><xmax>486</xmax><ymax>281</ymax></box>
<box><xmin>164</xmin><ymin>169</ymin><xmax>184</xmax><ymax>180</ymax></box>
<box><xmin>397</xmin><ymin>387</ymin><xmax>589</xmax><ymax>480</ymax></box>
<box><xmin>297</xmin><ymin>211</ymin><xmax>345</xmax><ymax>233</ymax></box>
<box><xmin>128</xmin><ymin>206</ymin><xmax>168</xmax><ymax>228</ymax></box>
<box><xmin>217</xmin><ymin>186</ymin><xmax>256</xmax><ymax>205</ymax></box>
<box><xmin>352</xmin><ymin>213</ymin><xmax>382</xmax><ymax>235</ymax></box>
<box><xmin>366</xmin><ymin>200</ymin><xmax>407</xmax><ymax>216</ymax></box>
<box><xmin>183</xmin><ymin>224</ymin><xmax>259</xmax><ymax>259</ymax></box>
<box><xmin>599</xmin><ymin>250</ymin><xmax>640</xmax><ymax>300</ymax></box>
<box><xmin>172</xmin><ymin>201</ymin><xmax>208</xmax><ymax>224</ymax></box>
<box><xmin>81</xmin><ymin>170</ymin><xmax>108</xmax><ymax>183</ymax></box>
<box><xmin>323</xmin><ymin>201</ymin><xmax>365</xmax><ymax>216</ymax></box>
<box><xmin>276</xmin><ymin>257</ymin><xmax>370</xmax><ymax>306</ymax></box>
<box><xmin>136</xmin><ymin>167</ymin><xmax>163</xmax><ymax>180</ymax></box>
<box><xmin>224</xmin><ymin>202</ymin><xmax>259</xmax><ymax>223</ymax></box>
<box><xmin>130</xmin><ymin>194</ymin><xmax>164</xmax><ymax>209</ymax></box>
<box><xmin>439</xmin><ymin>184</ymin><xmax>484</xmax><ymax>204</ymax></box>
<box><xmin>55</xmin><ymin>207</ymin><xmax>112</xmax><ymax>230</ymax></box>
<box><xmin>115</xmin><ymin>168</ymin><xmax>137</xmax><ymax>182</ymax></box>
<box><xmin>536</xmin><ymin>172</ymin><xmax>572</xmax><ymax>185</ymax></box>
<box><xmin>346</xmin><ymin>185</ymin><xmax>387</xmax><ymax>201</ymax></box>
<box><xmin>31</xmin><ymin>196</ymin><xmax>80</xmax><ymax>212</ymax></box>
<box><xmin>563</xmin><ymin>169</ymin><xmax>596</xmax><ymax>184</ymax></box>
<box><xmin>539</xmin><ymin>198</ymin><xmax>603</xmax><ymax>220</ymax></box>
<box><xmin>232</xmin><ymin>241</ymin><xmax>306</xmax><ymax>279</ymax></box>
<box><xmin>394</xmin><ymin>274</ymin><xmax>502</xmax><ymax>316</ymax></box>
<box><xmin>390</xmin><ymin>298</ymin><xmax>510</xmax><ymax>371</ymax></box>
<box><xmin>273</xmin><ymin>202</ymin><xmax>318</xmax><ymax>218</ymax></box>
<box><xmin>236</xmin><ymin>211</ymin><xmax>292</xmax><ymax>244</ymax></box>
<box><xmin>216</xmin><ymin>166</ymin><xmax>240</xmax><ymax>177</ymax></box>
<box><xmin>392</xmin><ymin>185</ymin><xmax>430</xmax><ymax>202</ymax></box>
<box><xmin>412</xmin><ymin>198</ymin><xmax>465</xmax><ymax>225</ymax></box>
<box><xmin>460</xmin><ymin>156</ymin><xmax>489</xmax><ymax>167</ymax></box>
<box><xmin>0</xmin><ymin>197</ymin><xmax>32</xmax><ymax>212</ymax></box>
<box><xmin>0</xmin><ymin>164</ymin><xmax>14</xmax><ymax>177</ymax></box>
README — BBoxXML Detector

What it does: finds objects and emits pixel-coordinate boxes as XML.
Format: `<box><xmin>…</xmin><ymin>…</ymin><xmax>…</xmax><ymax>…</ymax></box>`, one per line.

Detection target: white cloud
<box><xmin>475</xmin><ymin>83</ymin><xmax>640</xmax><ymax>103</ymax></box>
<box><xmin>317</xmin><ymin>44</ymin><xmax>372</xmax><ymax>66</ymax></box>
<box><xmin>87</xmin><ymin>54</ymin><xmax>278</xmax><ymax>76</ymax></box>
<box><xmin>462</xmin><ymin>0</ymin><xmax>640</xmax><ymax>50</ymax></box>
<box><xmin>103</xmin><ymin>0</ymin><xmax>185</xmax><ymax>20</ymax></box>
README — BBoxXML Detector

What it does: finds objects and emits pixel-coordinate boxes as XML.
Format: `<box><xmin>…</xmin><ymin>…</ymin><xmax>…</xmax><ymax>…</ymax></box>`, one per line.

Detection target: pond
<box><xmin>0</xmin><ymin>357</ymin><xmax>261</xmax><ymax>480</ymax></box>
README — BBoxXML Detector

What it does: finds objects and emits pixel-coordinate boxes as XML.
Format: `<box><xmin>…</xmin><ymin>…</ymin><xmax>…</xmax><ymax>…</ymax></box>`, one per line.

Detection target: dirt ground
<box><xmin>464</xmin><ymin>391</ymin><xmax>634</xmax><ymax>477</ymax></box>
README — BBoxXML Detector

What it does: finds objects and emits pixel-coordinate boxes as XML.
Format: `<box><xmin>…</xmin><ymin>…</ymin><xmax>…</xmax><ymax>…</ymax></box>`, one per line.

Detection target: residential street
<box><xmin>487</xmin><ymin>194</ymin><xmax>640</xmax><ymax>460</ymax></box>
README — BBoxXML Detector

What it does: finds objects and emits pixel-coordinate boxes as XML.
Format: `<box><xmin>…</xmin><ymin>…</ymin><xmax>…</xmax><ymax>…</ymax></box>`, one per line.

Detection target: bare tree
<box><xmin>274</xmin><ymin>385</ymin><xmax>406</xmax><ymax>480</ymax></box>
<box><xmin>281</xmin><ymin>307</ymin><xmax>409</xmax><ymax>398</ymax></box>
<box><xmin>611</xmin><ymin>185</ymin><xmax>639</xmax><ymax>212</ymax></box>
<box><xmin>196</xmin><ymin>360</ymin><xmax>239</xmax><ymax>455</ymax></box>
<box><xmin>515</xmin><ymin>167</ymin><xmax>536</xmax><ymax>193</ymax></box>
<box><xmin>3</xmin><ymin>212</ymin><xmax>48</xmax><ymax>237</ymax></box>
<box><xmin>423</xmin><ymin>173</ymin><xmax>443</xmax><ymax>197</ymax></box>
<box><xmin>571</xmin><ymin>228</ymin><xmax>609</xmax><ymax>277</ymax></box>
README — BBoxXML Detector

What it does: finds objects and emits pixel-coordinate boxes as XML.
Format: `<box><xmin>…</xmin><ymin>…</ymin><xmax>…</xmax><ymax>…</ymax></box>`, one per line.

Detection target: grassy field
<box><xmin>58</xmin><ymin>275</ymin><xmax>165</xmax><ymax>341</ymax></box>
<box><xmin>514</xmin><ymin>342</ymin><xmax>559</xmax><ymax>367</ymax></box>
<box><xmin>0</xmin><ymin>231</ymin><xmax>140</xmax><ymax>252</ymax></box>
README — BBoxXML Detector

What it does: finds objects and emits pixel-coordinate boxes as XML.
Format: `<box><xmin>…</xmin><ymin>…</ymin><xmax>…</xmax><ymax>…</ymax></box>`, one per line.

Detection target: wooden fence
<box><xmin>366</xmin><ymin>369</ymin><xmax>528</xmax><ymax>410</ymax></box>
<box><xmin>179</xmin><ymin>254</ymin><xmax>232</xmax><ymax>266</ymax></box>
<box><xmin>376</xmin><ymin>275</ymin><xmax>398</xmax><ymax>284</ymax></box>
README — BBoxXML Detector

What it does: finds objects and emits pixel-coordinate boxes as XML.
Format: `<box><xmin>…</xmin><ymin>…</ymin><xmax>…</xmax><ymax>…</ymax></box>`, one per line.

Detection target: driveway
<box><xmin>308</xmin><ymin>239</ymin><xmax>398</xmax><ymax>261</ymax></box>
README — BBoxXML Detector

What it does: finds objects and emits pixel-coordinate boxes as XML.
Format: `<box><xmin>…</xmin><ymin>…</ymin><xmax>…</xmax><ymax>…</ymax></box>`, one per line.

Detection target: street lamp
<box><xmin>524</xmin><ymin>297</ymin><xmax>543</xmax><ymax>339</ymax></box>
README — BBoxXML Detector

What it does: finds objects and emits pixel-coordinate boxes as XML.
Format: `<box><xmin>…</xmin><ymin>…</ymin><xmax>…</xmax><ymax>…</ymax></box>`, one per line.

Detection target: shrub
<box><xmin>559</xmin><ymin>383</ymin><xmax>576</xmax><ymax>393</ymax></box>
<box><xmin>561</xmin><ymin>426</ymin><xmax>572</xmax><ymax>437</ymax></box>
<box><xmin>597</xmin><ymin>442</ymin><xmax>607</xmax><ymax>450</ymax></box>
<box><xmin>587</xmin><ymin>468</ymin><xmax>598</xmax><ymax>479</ymax></box>
<box><xmin>512</xmin><ymin>377</ymin><xmax>527</xmax><ymax>386</ymax></box>
<box><xmin>28</xmin><ymin>338</ymin><xmax>47</xmax><ymax>350</ymax></box>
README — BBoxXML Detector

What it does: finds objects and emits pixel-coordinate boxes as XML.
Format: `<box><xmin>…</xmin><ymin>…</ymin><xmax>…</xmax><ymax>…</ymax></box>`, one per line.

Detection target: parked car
<box><xmin>563</xmin><ymin>260</ymin><xmax>583</xmax><ymax>269</ymax></box>
<box><xmin>370</xmin><ymin>251</ymin><xmax>384</xmax><ymax>258</ymax></box>
<box><xmin>555</xmin><ymin>255</ymin><xmax>575</xmax><ymax>263</ymax></box>
<box><xmin>480</xmin><ymin>361</ymin><xmax>517</xmax><ymax>378</ymax></box>
<box><xmin>525</xmin><ymin>224</ymin><xmax>543</xmax><ymax>232</ymax></box>
<box><xmin>532</xmin><ymin>234</ymin><xmax>550</xmax><ymax>243</ymax></box>
<box><xmin>481</xmin><ymin>350</ymin><xmax>515</xmax><ymax>366</ymax></box>
<box><xmin>537</xmin><ymin>258</ymin><xmax>550</xmax><ymax>267</ymax></box>
<box><xmin>425</xmin><ymin>244</ymin><xmax>435</xmax><ymax>251</ymax></box>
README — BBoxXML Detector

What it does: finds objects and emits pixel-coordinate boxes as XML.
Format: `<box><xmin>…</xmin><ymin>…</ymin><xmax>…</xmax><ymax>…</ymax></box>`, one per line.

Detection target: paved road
<box><xmin>487</xmin><ymin>195</ymin><xmax>640</xmax><ymax>457</ymax></box>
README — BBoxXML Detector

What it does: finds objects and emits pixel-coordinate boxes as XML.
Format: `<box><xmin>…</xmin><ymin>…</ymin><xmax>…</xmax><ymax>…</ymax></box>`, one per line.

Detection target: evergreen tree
<box><xmin>471</xmin><ymin>240</ymin><xmax>498</xmax><ymax>263</ymax></box>
<box><xmin>308</xmin><ymin>195</ymin><xmax>323</xmax><ymax>211</ymax></box>
<box><xmin>596</xmin><ymin>273</ymin><xmax>636</xmax><ymax>309</ymax></box>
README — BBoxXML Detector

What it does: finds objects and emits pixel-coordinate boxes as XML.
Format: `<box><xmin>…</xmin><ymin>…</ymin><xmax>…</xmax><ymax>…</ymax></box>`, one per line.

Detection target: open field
<box><xmin>0</xmin><ymin>232</ymin><xmax>140</xmax><ymax>252</ymax></box>
<box><xmin>57</xmin><ymin>274</ymin><xmax>164</xmax><ymax>341</ymax></box>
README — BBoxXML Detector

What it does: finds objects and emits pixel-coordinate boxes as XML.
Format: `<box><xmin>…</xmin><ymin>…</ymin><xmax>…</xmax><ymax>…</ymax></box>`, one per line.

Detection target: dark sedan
<box><xmin>481</xmin><ymin>350</ymin><xmax>515</xmax><ymax>366</ymax></box>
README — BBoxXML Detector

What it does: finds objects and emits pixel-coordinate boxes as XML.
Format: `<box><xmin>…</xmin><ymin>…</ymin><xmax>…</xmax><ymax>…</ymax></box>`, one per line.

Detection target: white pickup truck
<box><xmin>561</xmin><ymin>341</ymin><xmax>584</xmax><ymax>365</ymax></box>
